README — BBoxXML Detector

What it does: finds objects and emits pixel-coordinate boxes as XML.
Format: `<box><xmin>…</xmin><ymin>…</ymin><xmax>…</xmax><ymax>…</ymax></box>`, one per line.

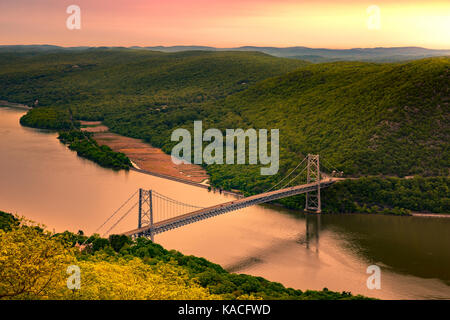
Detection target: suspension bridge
<box><xmin>94</xmin><ymin>154</ymin><xmax>340</xmax><ymax>241</ymax></box>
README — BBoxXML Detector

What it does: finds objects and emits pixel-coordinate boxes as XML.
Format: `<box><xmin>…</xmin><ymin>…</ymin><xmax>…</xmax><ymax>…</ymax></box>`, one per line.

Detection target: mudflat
<box><xmin>81</xmin><ymin>122</ymin><xmax>209</xmax><ymax>183</ymax></box>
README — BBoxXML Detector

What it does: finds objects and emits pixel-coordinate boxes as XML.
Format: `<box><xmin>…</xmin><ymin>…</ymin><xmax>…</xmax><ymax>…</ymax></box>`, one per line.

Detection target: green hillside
<box><xmin>0</xmin><ymin>48</ymin><xmax>307</xmax><ymax>121</ymax></box>
<box><xmin>190</xmin><ymin>58</ymin><xmax>449</xmax><ymax>210</ymax></box>
<box><xmin>1</xmin><ymin>49</ymin><xmax>448</xmax><ymax>213</ymax></box>
<box><xmin>217</xmin><ymin>57</ymin><xmax>449</xmax><ymax>177</ymax></box>
<box><xmin>102</xmin><ymin>57</ymin><xmax>449</xmax><ymax>194</ymax></box>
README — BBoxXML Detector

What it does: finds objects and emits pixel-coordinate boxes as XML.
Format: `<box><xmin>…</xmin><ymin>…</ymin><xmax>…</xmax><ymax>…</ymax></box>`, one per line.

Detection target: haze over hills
<box><xmin>1</xmin><ymin>45</ymin><xmax>449</xmax><ymax>62</ymax></box>
<box><xmin>144</xmin><ymin>46</ymin><xmax>450</xmax><ymax>63</ymax></box>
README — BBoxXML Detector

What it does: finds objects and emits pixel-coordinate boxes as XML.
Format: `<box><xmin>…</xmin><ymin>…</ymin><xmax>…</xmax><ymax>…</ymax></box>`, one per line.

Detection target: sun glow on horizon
<box><xmin>0</xmin><ymin>0</ymin><xmax>449</xmax><ymax>49</ymax></box>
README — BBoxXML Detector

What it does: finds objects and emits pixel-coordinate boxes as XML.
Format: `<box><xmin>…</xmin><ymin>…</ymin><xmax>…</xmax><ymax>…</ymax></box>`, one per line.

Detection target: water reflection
<box><xmin>320</xmin><ymin>214</ymin><xmax>450</xmax><ymax>285</ymax></box>
<box><xmin>226</xmin><ymin>213</ymin><xmax>322</xmax><ymax>272</ymax></box>
<box><xmin>305</xmin><ymin>213</ymin><xmax>320</xmax><ymax>253</ymax></box>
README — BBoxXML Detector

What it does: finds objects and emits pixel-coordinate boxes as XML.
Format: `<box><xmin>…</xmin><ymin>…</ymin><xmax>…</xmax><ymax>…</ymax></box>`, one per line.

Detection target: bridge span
<box><xmin>91</xmin><ymin>154</ymin><xmax>339</xmax><ymax>241</ymax></box>
<box><xmin>122</xmin><ymin>179</ymin><xmax>335</xmax><ymax>240</ymax></box>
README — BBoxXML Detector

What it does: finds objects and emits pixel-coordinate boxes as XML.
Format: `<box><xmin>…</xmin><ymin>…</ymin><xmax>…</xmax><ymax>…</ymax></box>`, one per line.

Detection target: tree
<box><xmin>0</xmin><ymin>211</ymin><xmax>18</xmax><ymax>231</ymax></box>
<box><xmin>108</xmin><ymin>234</ymin><xmax>132</xmax><ymax>252</ymax></box>
<box><xmin>0</xmin><ymin>219</ymin><xmax>76</xmax><ymax>299</ymax></box>
<box><xmin>58</xmin><ymin>258</ymin><xmax>219</xmax><ymax>300</ymax></box>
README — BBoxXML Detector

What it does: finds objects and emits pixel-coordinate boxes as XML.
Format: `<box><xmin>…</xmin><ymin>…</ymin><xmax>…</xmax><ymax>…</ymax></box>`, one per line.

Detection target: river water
<box><xmin>1</xmin><ymin>106</ymin><xmax>449</xmax><ymax>300</ymax></box>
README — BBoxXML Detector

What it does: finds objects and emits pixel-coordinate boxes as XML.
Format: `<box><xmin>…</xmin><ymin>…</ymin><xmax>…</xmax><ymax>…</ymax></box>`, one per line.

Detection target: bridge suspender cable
<box><xmin>94</xmin><ymin>190</ymin><xmax>137</xmax><ymax>233</ymax></box>
<box><xmin>102</xmin><ymin>201</ymin><xmax>139</xmax><ymax>237</ymax></box>
<box><xmin>320</xmin><ymin>157</ymin><xmax>341</xmax><ymax>175</ymax></box>
<box><xmin>81</xmin><ymin>190</ymin><xmax>138</xmax><ymax>245</ymax></box>
<box><xmin>152</xmin><ymin>191</ymin><xmax>205</xmax><ymax>209</ymax></box>
<box><xmin>280</xmin><ymin>165</ymin><xmax>309</xmax><ymax>190</ymax></box>
<box><xmin>265</xmin><ymin>155</ymin><xmax>307</xmax><ymax>192</ymax></box>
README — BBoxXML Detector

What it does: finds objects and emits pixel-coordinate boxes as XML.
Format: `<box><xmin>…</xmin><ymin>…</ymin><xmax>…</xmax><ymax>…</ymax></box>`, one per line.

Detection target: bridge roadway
<box><xmin>122</xmin><ymin>179</ymin><xmax>335</xmax><ymax>238</ymax></box>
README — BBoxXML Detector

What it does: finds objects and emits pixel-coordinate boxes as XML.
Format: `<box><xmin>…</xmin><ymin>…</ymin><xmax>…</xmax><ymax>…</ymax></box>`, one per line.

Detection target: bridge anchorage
<box><xmin>94</xmin><ymin>154</ymin><xmax>338</xmax><ymax>241</ymax></box>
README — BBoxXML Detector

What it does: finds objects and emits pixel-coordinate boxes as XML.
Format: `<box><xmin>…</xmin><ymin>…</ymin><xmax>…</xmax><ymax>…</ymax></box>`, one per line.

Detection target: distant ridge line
<box><xmin>1</xmin><ymin>44</ymin><xmax>449</xmax><ymax>63</ymax></box>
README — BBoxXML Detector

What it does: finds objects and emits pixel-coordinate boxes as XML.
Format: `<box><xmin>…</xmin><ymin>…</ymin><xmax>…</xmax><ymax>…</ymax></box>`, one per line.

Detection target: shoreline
<box><xmin>85</xmin><ymin>127</ymin><xmax>210</xmax><ymax>184</ymax></box>
<box><xmin>79</xmin><ymin>122</ymin><xmax>243</xmax><ymax>197</ymax></box>
<box><xmin>12</xmin><ymin>109</ymin><xmax>447</xmax><ymax>216</ymax></box>
<box><xmin>411</xmin><ymin>212</ymin><xmax>450</xmax><ymax>218</ymax></box>
<box><xmin>308</xmin><ymin>211</ymin><xmax>449</xmax><ymax>218</ymax></box>
<box><xmin>130</xmin><ymin>167</ymin><xmax>243</xmax><ymax>197</ymax></box>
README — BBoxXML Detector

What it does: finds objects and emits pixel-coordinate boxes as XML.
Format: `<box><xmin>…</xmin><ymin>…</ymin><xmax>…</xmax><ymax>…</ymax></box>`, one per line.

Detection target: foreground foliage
<box><xmin>0</xmin><ymin>220</ymin><xmax>75</xmax><ymax>299</ymax></box>
<box><xmin>0</xmin><ymin>213</ymin><xmax>368</xmax><ymax>300</ymax></box>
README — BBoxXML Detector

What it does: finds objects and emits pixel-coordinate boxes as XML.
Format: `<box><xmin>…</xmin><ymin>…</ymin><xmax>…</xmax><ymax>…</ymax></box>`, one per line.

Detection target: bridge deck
<box><xmin>122</xmin><ymin>179</ymin><xmax>335</xmax><ymax>238</ymax></box>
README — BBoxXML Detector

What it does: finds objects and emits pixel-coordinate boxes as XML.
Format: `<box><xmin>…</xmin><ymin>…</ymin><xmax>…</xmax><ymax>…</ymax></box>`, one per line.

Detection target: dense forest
<box><xmin>0</xmin><ymin>48</ymin><xmax>448</xmax><ymax>213</ymax></box>
<box><xmin>279</xmin><ymin>176</ymin><xmax>449</xmax><ymax>215</ymax></box>
<box><xmin>0</xmin><ymin>211</ymin><xmax>368</xmax><ymax>300</ymax></box>
<box><xmin>20</xmin><ymin>106</ymin><xmax>76</xmax><ymax>130</ymax></box>
<box><xmin>58</xmin><ymin>130</ymin><xmax>132</xmax><ymax>170</ymax></box>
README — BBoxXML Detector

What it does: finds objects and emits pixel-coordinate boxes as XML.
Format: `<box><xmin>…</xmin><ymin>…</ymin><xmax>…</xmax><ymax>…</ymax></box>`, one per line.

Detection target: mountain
<box><xmin>144</xmin><ymin>46</ymin><xmax>450</xmax><ymax>62</ymax></box>
<box><xmin>1</xmin><ymin>48</ymin><xmax>448</xmax><ymax>183</ymax></box>
<box><xmin>1</xmin><ymin>47</ymin><xmax>448</xmax><ymax>213</ymax></box>
<box><xmin>211</xmin><ymin>57</ymin><xmax>449</xmax><ymax>180</ymax></box>
<box><xmin>1</xmin><ymin>45</ymin><xmax>448</xmax><ymax>62</ymax></box>
<box><xmin>0</xmin><ymin>48</ymin><xmax>306</xmax><ymax>119</ymax></box>
<box><xmin>232</xmin><ymin>46</ymin><xmax>450</xmax><ymax>61</ymax></box>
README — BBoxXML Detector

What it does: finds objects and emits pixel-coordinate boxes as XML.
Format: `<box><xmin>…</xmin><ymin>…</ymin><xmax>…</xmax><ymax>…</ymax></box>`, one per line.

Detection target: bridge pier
<box><xmin>305</xmin><ymin>154</ymin><xmax>321</xmax><ymax>213</ymax></box>
<box><xmin>138</xmin><ymin>188</ymin><xmax>155</xmax><ymax>242</ymax></box>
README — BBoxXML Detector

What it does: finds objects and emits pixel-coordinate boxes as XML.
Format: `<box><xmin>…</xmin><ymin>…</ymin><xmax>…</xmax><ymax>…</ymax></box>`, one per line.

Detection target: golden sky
<box><xmin>0</xmin><ymin>0</ymin><xmax>449</xmax><ymax>48</ymax></box>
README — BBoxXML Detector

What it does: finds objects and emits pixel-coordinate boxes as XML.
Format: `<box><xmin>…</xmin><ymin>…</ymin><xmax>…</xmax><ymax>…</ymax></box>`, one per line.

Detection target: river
<box><xmin>1</xmin><ymin>106</ymin><xmax>449</xmax><ymax>299</ymax></box>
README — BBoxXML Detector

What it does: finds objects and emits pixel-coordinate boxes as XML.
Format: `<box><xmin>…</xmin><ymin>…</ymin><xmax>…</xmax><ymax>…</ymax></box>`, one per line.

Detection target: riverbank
<box><xmin>130</xmin><ymin>167</ymin><xmax>243</xmax><ymax>197</ymax></box>
<box><xmin>411</xmin><ymin>213</ymin><xmax>450</xmax><ymax>218</ymax></box>
<box><xmin>16</xmin><ymin>109</ymin><xmax>450</xmax><ymax>216</ymax></box>
<box><xmin>80</xmin><ymin>121</ymin><xmax>243</xmax><ymax>196</ymax></box>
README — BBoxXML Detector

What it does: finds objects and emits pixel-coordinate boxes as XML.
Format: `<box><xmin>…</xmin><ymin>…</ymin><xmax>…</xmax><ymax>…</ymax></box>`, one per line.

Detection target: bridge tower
<box><xmin>138</xmin><ymin>188</ymin><xmax>154</xmax><ymax>241</ymax></box>
<box><xmin>305</xmin><ymin>154</ymin><xmax>321</xmax><ymax>213</ymax></box>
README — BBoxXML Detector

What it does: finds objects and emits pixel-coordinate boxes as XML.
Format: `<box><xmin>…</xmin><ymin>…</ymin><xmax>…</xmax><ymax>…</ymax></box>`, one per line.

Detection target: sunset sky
<box><xmin>1</xmin><ymin>0</ymin><xmax>449</xmax><ymax>49</ymax></box>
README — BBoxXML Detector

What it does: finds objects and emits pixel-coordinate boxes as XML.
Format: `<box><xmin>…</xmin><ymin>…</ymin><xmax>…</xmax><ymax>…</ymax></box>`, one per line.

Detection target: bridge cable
<box><xmin>265</xmin><ymin>156</ymin><xmax>307</xmax><ymax>193</ymax></box>
<box><xmin>280</xmin><ymin>165</ymin><xmax>308</xmax><ymax>190</ymax></box>
<box><xmin>93</xmin><ymin>190</ymin><xmax>137</xmax><ymax>233</ymax></box>
<box><xmin>152</xmin><ymin>190</ymin><xmax>205</xmax><ymax>209</ymax></box>
<box><xmin>102</xmin><ymin>201</ymin><xmax>139</xmax><ymax>237</ymax></box>
<box><xmin>81</xmin><ymin>190</ymin><xmax>138</xmax><ymax>245</ymax></box>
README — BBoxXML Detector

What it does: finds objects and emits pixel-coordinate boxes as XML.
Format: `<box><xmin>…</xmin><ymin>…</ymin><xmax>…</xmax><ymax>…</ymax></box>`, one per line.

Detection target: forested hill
<box><xmin>0</xmin><ymin>49</ymin><xmax>449</xmax><ymax>214</ymax></box>
<box><xmin>0</xmin><ymin>48</ymin><xmax>307</xmax><ymax>120</ymax></box>
<box><xmin>101</xmin><ymin>56</ymin><xmax>449</xmax><ymax>188</ymax></box>
<box><xmin>1</xmin><ymin>49</ymin><xmax>448</xmax><ymax>188</ymax></box>
<box><xmin>215</xmin><ymin>57</ymin><xmax>449</xmax><ymax>178</ymax></box>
